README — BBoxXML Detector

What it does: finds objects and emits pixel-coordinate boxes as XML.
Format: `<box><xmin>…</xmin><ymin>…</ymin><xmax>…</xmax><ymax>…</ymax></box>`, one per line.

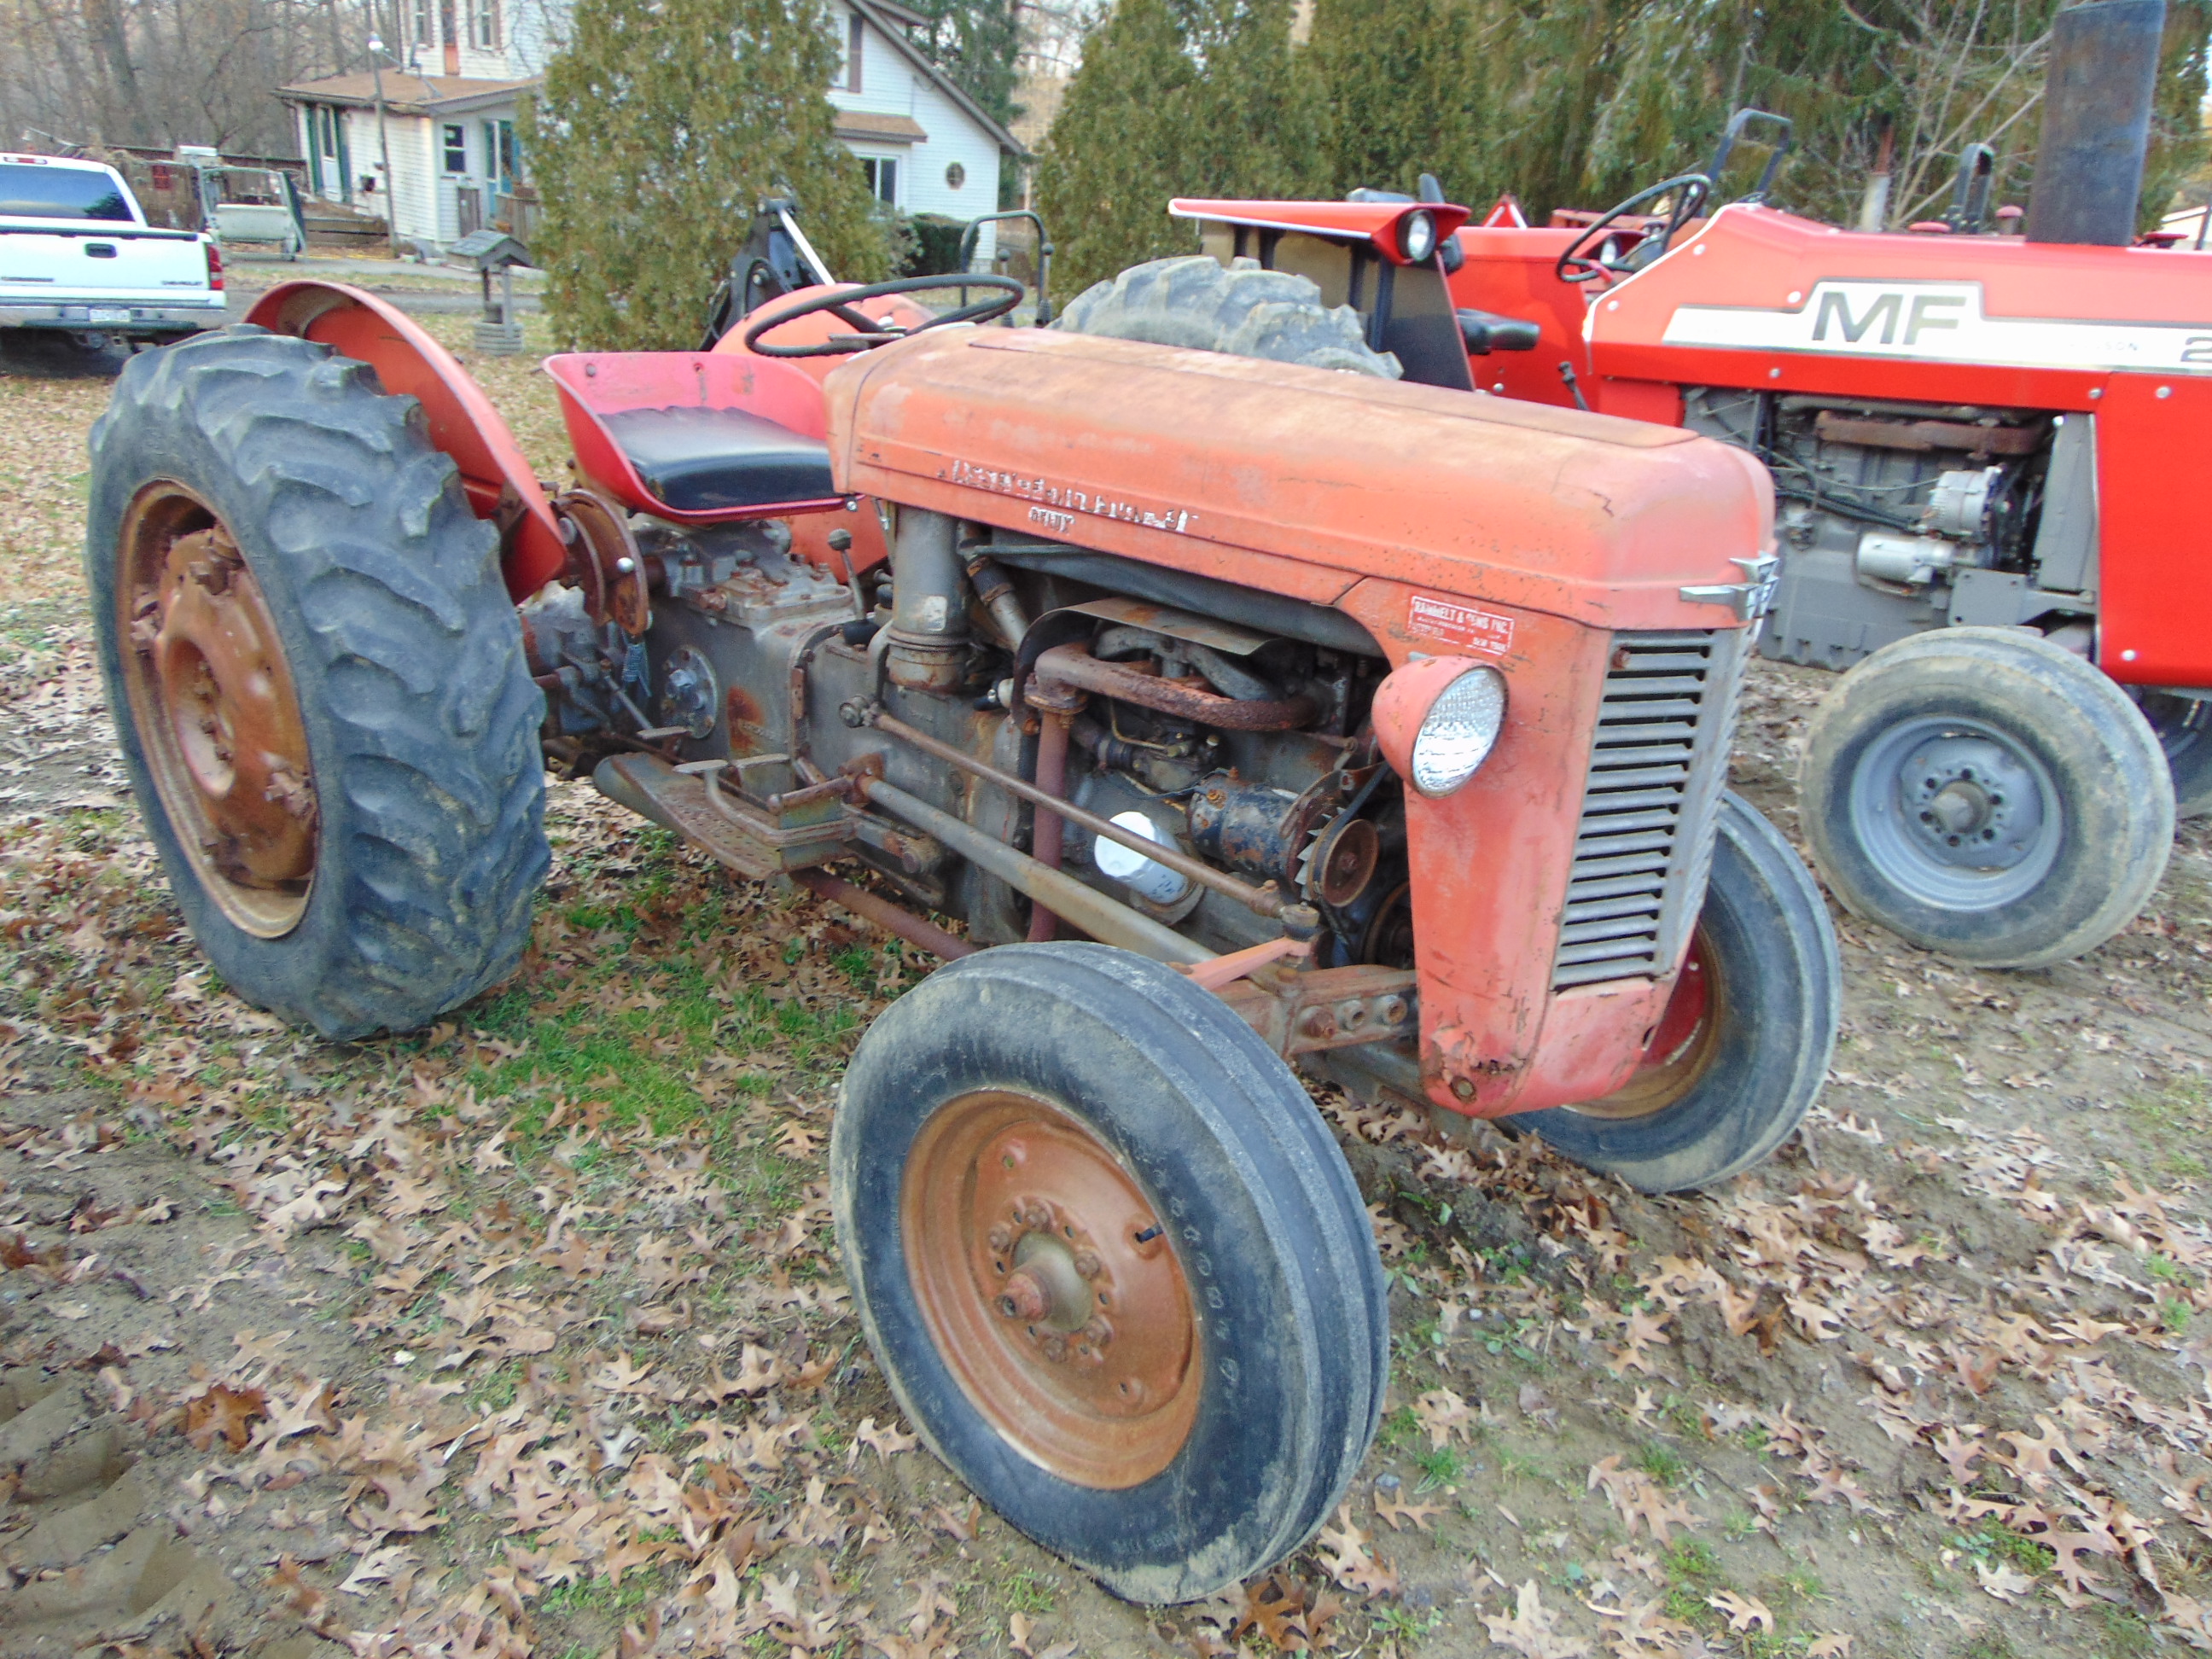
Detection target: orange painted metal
<box><xmin>243</xmin><ymin>281</ymin><xmax>567</xmax><ymax>599</ymax></box>
<box><xmin>1447</xmin><ymin>201</ymin><xmax>2212</xmax><ymax>687</ymax></box>
<box><xmin>823</xmin><ymin>326</ymin><xmax>1773</xmax><ymax>1115</ymax></box>
<box><xmin>1169</xmin><ymin>198</ymin><xmax>1473</xmax><ymax>263</ymax></box>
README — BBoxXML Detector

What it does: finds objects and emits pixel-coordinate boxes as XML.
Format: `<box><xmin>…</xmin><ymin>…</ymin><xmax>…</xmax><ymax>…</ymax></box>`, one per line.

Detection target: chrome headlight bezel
<box><xmin>1408</xmin><ymin>665</ymin><xmax>1508</xmax><ymax>796</ymax></box>
<box><xmin>1398</xmin><ymin>209</ymin><xmax>1438</xmax><ymax>265</ymax></box>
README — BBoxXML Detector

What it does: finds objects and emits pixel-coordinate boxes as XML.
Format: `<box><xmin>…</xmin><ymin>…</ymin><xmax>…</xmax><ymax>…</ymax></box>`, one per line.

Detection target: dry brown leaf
<box><xmin>1315</xmin><ymin>1504</ymin><xmax>1400</xmax><ymax>1597</ymax></box>
<box><xmin>1482</xmin><ymin>1579</ymin><xmax>1591</xmax><ymax>1657</ymax></box>
<box><xmin>1374</xmin><ymin>1489</ymin><xmax>1447</xmax><ymax>1532</ymax></box>
<box><xmin>183</xmin><ymin>1382</ymin><xmax>267</xmax><ymax>1452</ymax></box>
<box><xmin>1708</xmin><ymin>1590</ymin><xmax>1773</xmax><ymax>1631</ymax></box>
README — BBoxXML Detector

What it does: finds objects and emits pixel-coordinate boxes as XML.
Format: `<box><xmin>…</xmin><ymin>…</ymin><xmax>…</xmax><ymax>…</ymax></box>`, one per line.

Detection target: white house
<box><xmin>278</xmin><ymin>0</ymin><xmax>1022</xmax><ymax>258</ymax></box>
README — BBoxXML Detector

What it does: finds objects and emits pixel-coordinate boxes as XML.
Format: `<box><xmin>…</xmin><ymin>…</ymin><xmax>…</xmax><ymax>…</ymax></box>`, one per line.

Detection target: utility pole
<box><xmin>369</xmin><ymin>32</ymin><xmax>399</xmax><ymax>257</ymax></box>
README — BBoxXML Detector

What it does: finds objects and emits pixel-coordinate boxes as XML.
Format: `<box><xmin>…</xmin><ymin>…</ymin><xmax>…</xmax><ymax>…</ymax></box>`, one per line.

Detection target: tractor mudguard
<box><xmin>244</xmin><ymin>281</ymin><xmax>567</xmax><ymax>600</ymax></box>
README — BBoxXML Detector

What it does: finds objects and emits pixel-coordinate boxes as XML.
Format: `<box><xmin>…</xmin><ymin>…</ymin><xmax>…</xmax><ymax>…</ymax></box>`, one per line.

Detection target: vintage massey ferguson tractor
<box><xmin>1136</xmin><ymin>0</ymin><xmax>2203</xmax><ymax>971</ymax></box>
<box><xmin>86</xmin><ymin>214</ymin><xmax>1837</xmax><ymax>1595</ymax></box>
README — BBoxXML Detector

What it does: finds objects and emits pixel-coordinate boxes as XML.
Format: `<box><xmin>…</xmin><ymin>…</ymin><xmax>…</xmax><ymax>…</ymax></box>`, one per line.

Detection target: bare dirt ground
<box><xmin>11</xmin><ymin>319</ymin><xmax>2212</xmax><ymax>1659</ymax></box>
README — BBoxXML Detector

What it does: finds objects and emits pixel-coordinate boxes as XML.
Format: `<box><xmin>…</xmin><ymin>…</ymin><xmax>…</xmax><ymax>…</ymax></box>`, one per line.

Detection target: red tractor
<box><xmin>86</xmin><ymin>195</ymin><xmax>1837</xmax><ymax>1593</ymax></box>
<box><xmin>1148</xmin><ymin>0</ymin><xmax>2200</xmax><ymax>969</ymax></box>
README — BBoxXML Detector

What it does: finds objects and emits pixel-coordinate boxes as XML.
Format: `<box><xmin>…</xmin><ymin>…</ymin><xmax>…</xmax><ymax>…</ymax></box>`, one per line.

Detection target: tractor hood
<box><xmin>821</xmin><ymin>327</ymin><xmax>1773</xmax><ymax>635</ymax></box>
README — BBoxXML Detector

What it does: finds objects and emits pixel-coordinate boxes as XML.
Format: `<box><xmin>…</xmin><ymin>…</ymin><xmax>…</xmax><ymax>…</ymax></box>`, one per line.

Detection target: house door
<box><xmin>439</xmin><ymin>0</ymin><xmax>460</xmax><ymax>73</ymax></box>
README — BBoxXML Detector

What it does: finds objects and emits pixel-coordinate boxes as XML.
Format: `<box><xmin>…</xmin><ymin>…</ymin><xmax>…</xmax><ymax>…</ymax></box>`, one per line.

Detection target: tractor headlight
<box><xmin>1409</xmin><ymin>666</ymin><xmax>1507</xmax><ymax>796</ymax></box>
<box><xmin>1398</xmin><ymin>209</ymin><xmax>1438</xmax><ymax>265</ymax></box>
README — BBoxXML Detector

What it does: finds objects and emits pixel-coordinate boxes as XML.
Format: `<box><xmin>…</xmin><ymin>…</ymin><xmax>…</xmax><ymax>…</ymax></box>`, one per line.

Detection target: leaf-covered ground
<box><xmin>10</xmin><ymin>317</ymin><xmax>2212</xmax><ymax>1659</ymax></box>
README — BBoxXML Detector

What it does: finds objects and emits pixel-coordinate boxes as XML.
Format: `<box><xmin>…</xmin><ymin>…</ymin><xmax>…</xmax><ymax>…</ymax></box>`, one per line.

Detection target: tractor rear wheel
<box><xmin>1057</xmin><ymin>255</ymin><xmax>1402</xmax><ymax>377</ymax></box>
<box><xmin>1517</xmin><ymin>793</ymin><xmax>1839</xmax><ymax>1192</ymax></box>
<box><xmin>831</xmin><ymin>942</ymin><xmax>1387</xmax><ymax>1604</ymax></box>
<box><xmin>1801</xmin><ymin>627</ymin><xmax>2171</xmax><ymax>967</ymax></box>
<box><xmin>86</xmin><ymin>326</ymin><xmax>547</xmax><ymax>1040</ymax></box>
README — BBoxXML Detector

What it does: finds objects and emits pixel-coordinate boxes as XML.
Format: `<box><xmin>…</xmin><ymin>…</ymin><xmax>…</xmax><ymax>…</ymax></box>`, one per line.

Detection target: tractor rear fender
<box><xmin>244</xmin><ymin>281</ymin><xmax>567</xmax><ymax>600</ymax></box>
<box><xmin>1169</xmin><ymin>198</ymin><xmax>1472</xmax><ymax>265</ymax></box>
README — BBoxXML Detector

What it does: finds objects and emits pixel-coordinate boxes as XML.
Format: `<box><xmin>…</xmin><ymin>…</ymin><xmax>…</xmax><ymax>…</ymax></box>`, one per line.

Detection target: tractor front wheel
<box><xmin>1801</xmin><ymin>627</ymin><xmax>2172</xmax><ymax>967</ymax></box>
<box><xmin>86</xmin><ymin>327</ymin><xmax>548</xmax><ymax>1039</ymax></box>
<box><xmin>831</xmin><ymin>943</ymin><xmax>1387</xmax><ymax>1603</ymax></box>
<box><xmin>1517</xmin><ymin>793</ymin><xmax>1839</xmax><ymax>1192</ymax></box>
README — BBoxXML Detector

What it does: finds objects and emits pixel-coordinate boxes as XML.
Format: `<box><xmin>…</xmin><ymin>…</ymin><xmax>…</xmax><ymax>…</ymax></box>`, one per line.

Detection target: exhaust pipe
<box><xmin>2026</xmin><ymin>0</ymin><xmax>2167</xmax><ymax>246</ymax></box>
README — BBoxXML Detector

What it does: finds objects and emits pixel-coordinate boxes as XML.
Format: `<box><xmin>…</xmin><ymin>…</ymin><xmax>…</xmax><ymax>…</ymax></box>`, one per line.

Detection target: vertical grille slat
<box><xmin>1552</xmin><ymin>629</ymin><xmax>1748</xmax><ymax>991</ymax></box>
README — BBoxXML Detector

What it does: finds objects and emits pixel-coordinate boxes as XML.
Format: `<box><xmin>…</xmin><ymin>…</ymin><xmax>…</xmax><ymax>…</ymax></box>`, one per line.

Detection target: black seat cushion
<box><xmin>1456</xmin><ymin>308</ymin><xmax>1543</xmax><ymax>354</ymax></box>
<box><xmin>598</xmin><ymin>405</ymin><xmax>835</xmax><ymax>513</ymax></box>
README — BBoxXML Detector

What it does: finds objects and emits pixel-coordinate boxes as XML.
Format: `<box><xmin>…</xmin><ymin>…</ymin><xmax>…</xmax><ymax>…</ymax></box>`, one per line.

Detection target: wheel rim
<box><xmin>1847</xmin><ymin>714</ymin><xmax>2061</xmax><ymax>909</ymax></box>
<box><xmin>900</xmin><ymin>1090</ymin><xmax>1201</xmax><ymax>1489</ymax></box>
<box><xmin>1563</xmin><ymin>928</ymin><xmax>1725</xmax><ymax>1121</ymax></box>
<box><xmin>115</xmin><ymin>482</ymin><xmax>317</xmax><ymax>937</ymax></box>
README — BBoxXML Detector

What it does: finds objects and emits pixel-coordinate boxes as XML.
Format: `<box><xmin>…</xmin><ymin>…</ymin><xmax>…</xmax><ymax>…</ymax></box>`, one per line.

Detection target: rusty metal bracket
<box><xmin>1212</xmin><ymin>963</ymin><xmax>1418</xmax><ymax>1057</ymax></box>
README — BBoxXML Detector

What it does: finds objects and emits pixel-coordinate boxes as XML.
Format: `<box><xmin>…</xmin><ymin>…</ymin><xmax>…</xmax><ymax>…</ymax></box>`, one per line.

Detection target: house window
<box><xmin>859</xmin><ymin>156</ymin><xmax>896</xmax><ymax>206</ymax></box>
<box><xmin>412</xmin><ymin>0</ymin><xmax>431</xmax><ymax>45</ymax></box>
<box><xmin>466</xmin><ymin>0</ymin><xmax>498</xmax><ymax>49</ymax></box>
<box><xmin>484</xmin><ymin>119</ymin><xmax>520</xmax><ymax>190</ymax></box>
<box><xmin>945</xmin><ymin>161</ymin><xmax>965</xmax><ymax>189</ymax></box>
<box><xmin>443</xmin><ymin>124</ymin><xmax>467</xmax><ymax>173</ymax></box>
<box><xmin>832</xmin><ymin>12</ymin><xmax>864</xmax><ymax>91</ymax></box>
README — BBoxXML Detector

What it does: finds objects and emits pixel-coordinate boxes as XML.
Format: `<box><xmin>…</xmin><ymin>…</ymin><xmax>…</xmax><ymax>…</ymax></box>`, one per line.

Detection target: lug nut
<box><xmin>1082</xmin><ymin>1315</ymin><xmax>1114</xmax><ymax>1348</ymax></box>
<box><xmin>998</xmin><ymin>1266</ymin><xmax>1051</xmax><ymax>1323</ymax></box>
<box><xmin>1071</xmin><ymin>1249</ymin><xmax>1102</xmax><ymax>1279</ymax></box>
<box><xmin>1019</xmin><ymin>1199</ymin><xmax>1052</xmax><ymax>1230</ymax></box>
<box><xmin>1039</xmin><ymin>1334</ymin><xmax>1069</xmax><ymax>1363</ymax></box>
<box><xmin>987</xmin><ymin>1224</ymin><xmax>1014</xmax><ymax>1255</ymax></box>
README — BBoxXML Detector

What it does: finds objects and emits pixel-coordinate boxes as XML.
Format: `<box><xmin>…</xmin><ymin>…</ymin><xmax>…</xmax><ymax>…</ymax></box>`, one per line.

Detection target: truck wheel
<box><xmin>1517</xmin><ymin>794</ymin><xmax>1839</xmax><ymax>1192</ymax></box>
<box><xmin>85</xmin><ymin>326</ymin><xmax>548</xmax><ymax>1040</ymax></box>
<box><xmin>831</xmin><ymin>942</ymin><xmax>1387</xmax><ymax>1604</ymax></box>
<box><xmin>1801</xmin><ymin>627</ymin><xmax>2171</xmax><ymax>968</ymax></box>
<box><xmin>1057</xmin><ymin>254</ymin><xmax>1402</xmax><ymax>377</ymax></box>
<box><xmin>2139</xmin><ymin>693</ymin><xmax>2212</xmax><ymax>818</ymax></box>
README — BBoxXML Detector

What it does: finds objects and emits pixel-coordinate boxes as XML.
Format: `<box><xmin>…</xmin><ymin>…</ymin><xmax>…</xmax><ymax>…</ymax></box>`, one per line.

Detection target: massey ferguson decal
<box><xmin>1660</xmin><ymin>280</ymin><xmax>2212</xmax><ymax>375</ymax></box>
<box><xmin>1409</xmin><ymin>594</ymin><xmax>1516</xmax><ymax>655</ymax></box>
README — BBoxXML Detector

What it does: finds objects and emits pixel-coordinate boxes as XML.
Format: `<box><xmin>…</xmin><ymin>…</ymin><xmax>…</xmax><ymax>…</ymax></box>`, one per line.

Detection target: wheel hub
<box><xmin>1897</xmin><ymin>735</ymin><xmax>2044</xmax><ymax>869</ymax></box>
<box><xmin>117</xmin><ymin>486</ymin><xmax>317</xmax><ymax>936</ymax></box>
<box><xmin>902</xmin><ymin>1091</ymin><xmax>1199</xmax><ymax>1488</ymax></box>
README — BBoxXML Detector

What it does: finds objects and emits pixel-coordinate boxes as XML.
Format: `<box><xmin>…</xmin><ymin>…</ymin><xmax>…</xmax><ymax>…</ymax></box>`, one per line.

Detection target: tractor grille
<box><xmin>1552</xmin><ymin>629</ymin><xmax>1747</xmax><ymax>990</ymax></box>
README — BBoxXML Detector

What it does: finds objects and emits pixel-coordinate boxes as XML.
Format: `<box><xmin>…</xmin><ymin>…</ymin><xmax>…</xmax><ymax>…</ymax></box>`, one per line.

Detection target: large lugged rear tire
<box><xmin>2139</xmin><ymin>692</ymin><xmax>2212</xmax><ymax>819</ymax></box>
<box><xmin>1057</xmin><ymin>255</ymin><xmax>1402</xmax><ymax>377</ymax></box>
<box><xmin>1800</xmin><ymin>626</ymin><xmax>2172</xmax><ymax>967</ymax></box>
<box><xmin>1517</xmin><ymin>794</ymin><xmax>1840</xmax><ymax>1192</ymax></box>
<box><xmin>831</xmin><ymin>943</ymin><xmax>1388</xmax><ymax>1604</ymax></box>
<box><xmin>86</xmin><ymin>327</ymin><xmax>547</xmax><ymax>1040</ymax></box>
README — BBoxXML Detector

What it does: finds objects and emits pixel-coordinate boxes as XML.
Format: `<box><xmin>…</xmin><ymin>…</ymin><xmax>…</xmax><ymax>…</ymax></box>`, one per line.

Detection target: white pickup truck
<box><xmin>1</xmin><ymin>152</ymin><xmax>226</xmax><ymax>350</ymax></box>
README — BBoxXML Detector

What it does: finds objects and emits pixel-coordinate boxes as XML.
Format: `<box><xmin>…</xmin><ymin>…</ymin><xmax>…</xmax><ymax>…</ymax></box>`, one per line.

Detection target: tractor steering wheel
<box><xmin>1555</xmin><ymin>173</ymin><xmax>1714</xmax><ymax>285</ymax></box>
<box><xmin>742</xmin><ymin>273</ymin><xmax>1027</xmax><ymax>358</ymax></box>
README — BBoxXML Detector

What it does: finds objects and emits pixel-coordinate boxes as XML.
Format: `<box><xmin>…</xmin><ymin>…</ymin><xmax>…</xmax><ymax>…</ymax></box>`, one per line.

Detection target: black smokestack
<box><xmin>2027</xmin><ymin>0</ymin><xmax>2167</xmax><ymax>245</ymax></box>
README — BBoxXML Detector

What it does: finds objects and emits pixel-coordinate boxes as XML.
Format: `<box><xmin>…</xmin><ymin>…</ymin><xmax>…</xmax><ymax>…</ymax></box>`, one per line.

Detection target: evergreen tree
<box><xmin>1306</xmin><ymin>0</ymin><xmax>1493</xmax><ymax>199</ymax></box>
<box><xmin>525</xmin><ymin>0</ymin><xmax>894</xmax><ymax>351</ymax></box>
<box><xmin>1038</xmin><ymin>0</ymin><xmax>1323</xmax><ymax>294</ymax></box>
<box><xmin>1035</xmin><ymin>0</ymin><xmax>1199</xmax><ymax>293</ymax></box>
<box><xmin>903</xmin><ymin>0</ymin><xmax>1026</xmax><ymax>126</ymax></box>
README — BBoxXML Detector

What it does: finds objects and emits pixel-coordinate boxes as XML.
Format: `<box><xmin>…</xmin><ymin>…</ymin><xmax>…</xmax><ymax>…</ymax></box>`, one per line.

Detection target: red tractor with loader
<box><xmin>86</xmin><ymin>183</ymin><xmax>1838</xmax><ymax>1593</ymax></box>
<box><xmin>1140</xmin><ymin>0</ymin><xmax>2203</xmax><ymax>970</ymax></box>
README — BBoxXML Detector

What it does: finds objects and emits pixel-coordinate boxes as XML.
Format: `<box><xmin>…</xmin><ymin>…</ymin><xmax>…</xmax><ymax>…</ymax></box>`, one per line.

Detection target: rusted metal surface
<box><xmin>1032</xmin><ymin>643</ymin><xmax>1317</xmax><ymax>731</ymax></box>
<box><xmin>793</xmin><ymin>870</ymin><xmax>973</xmax><ymax>960</ymax></box>
<box><xmin>1212</xmin><ymin>963</ymin><xmax>1418</xmax><ymax>1056</ymax></box>
<box><xmin>1310</xmin><ymin>815</ymin><xmax>1381</xmax><ymax>906</ymax></box>
<box><xmin>1062</xmin><ymin>597</ymin><xmax>1274</xmax><ymax>657</ymax></box>
<box><xmin>1026</xmin><ymin>711</ymin><xmax>1071</xmax><ymax>942</ymax></box>
<box><xmin>853</xmin><ymin>774</ymin><xmax>1214</xmax><ymax>966</ymax></box>
<box><xmin>551</xmin><ymin>487</ymin><xmax>650</xmax><ymax>635</ymax></box>
<box><xmin>866</xmin><ymin>709</ymin><xmax>1291</xmax><ymax>921</ymax></box>
<box><xmin>1811</xmin><ymin>410</ymin><xmax>2042</xmax><ymax>457</ymax></box>
<box><xmin>592</xmin><ymin>753</ymin><xmax>848</xmax><ymax>881</ymax></box>
<box><xmin>900</xmin><ymin>1090</ymin><xmax>1200</xmax><ymax>1488</ymax></box>
<box><xmin>1178</xmin><ymin>934</ymin><xmax>1312</xmax><ymax>992</ymax></box>
<box><xmin>115</xmin><ymin>483</ymin><xmax>316</xmax><ymax>938</ymax></box>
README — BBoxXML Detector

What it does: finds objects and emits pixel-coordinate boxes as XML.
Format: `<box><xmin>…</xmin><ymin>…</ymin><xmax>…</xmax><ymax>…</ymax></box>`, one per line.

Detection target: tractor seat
<box><xmin>595</xmin><ymin>405</ymin><xmax>836</xmax><ymax>515</ymax></box>
<box><xmin>1457</xmin><ymin>309</ymin><xmax>1542</xmax><ymax>354</ymax></box>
